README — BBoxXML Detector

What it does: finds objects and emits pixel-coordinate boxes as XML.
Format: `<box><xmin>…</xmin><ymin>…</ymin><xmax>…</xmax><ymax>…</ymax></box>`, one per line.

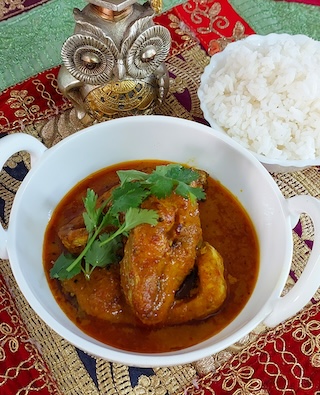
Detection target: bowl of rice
<box><xmin>198</xmin><ymin>33</ymin><xmax>320</xmax><ymax>173</ymax></box>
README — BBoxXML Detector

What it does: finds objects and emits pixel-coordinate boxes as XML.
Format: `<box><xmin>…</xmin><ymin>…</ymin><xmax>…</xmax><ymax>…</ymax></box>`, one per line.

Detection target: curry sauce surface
<box><xmin>43</xmin><ymin>160</ymin><xmax>259</xmax><ymax>353</ymax></box>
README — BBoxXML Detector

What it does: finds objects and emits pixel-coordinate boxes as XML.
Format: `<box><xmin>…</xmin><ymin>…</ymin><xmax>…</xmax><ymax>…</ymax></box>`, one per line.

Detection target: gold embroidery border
<box><xmin>182</xmin><ymin>301</ymin><xmax>320</xmax><ymax>394</ymax></box>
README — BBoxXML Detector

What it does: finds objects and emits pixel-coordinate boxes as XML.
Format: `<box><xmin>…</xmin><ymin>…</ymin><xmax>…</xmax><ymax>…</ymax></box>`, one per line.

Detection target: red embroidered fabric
<box><xmin>174</xmin><ymin>0</ymin><xmax>254</xmax><ymax>54</ymax></box>
<box><xmin>0</xmin><ymin>274</ymin><xmax>62</xmax><ymax>394</ymax></box>
<box><xmin>0</xmin><ymin>68</ymin><xmax>67</xmax><ymax>134</ymax></box>
<box><xmin>185</xmin><ymin>303</ymin><xmax>320</xmax><ymax>394</ymax></box>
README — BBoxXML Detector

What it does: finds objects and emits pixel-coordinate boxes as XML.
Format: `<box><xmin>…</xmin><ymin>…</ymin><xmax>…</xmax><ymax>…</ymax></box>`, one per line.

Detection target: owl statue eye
<box><xmin>125</xmin><ymin>25</ymin><xmax>171</xmax><ymax>79</ymax></box>
<box><xmin>141</xmin><ymin>45</ymin><xmax>157</xmax><ymax>62</ymax></box>
<box><xmin>61</xmin><ymin>34</ymin><xmax>118</xmax><ymax>85</ymax></box>
<box><xmin>80</xmin><ymin>51</ymin><xmax>102</xmax><ymax>70</ymax></box>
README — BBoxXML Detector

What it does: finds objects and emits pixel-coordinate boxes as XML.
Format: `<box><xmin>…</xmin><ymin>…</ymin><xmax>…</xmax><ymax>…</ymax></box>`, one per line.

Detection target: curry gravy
<box><xmin>43</xmin><ymin>160</ymin><xmax>259</xmax><ymax>353</ymax></box>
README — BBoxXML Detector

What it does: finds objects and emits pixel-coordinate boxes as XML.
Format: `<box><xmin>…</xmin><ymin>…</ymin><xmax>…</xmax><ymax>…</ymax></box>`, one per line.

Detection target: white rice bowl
<box><xmin>198</xmin><ymin>33</ymin><xmax>320</xmax><ymax>172</ymax></box>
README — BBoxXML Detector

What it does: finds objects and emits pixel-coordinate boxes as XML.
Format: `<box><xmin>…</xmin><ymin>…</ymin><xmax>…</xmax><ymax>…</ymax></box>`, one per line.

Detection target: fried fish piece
<box><xmin>62</xmin><ymin>264</ymin><xmax>138</xmax><ymax>324</ymax></box>
<box><xmin>58</xmin><ymin>216</ymin><xmax>88</xmax><ymax>255</ymax></box>
<box><xmin>120</xmin><ymin>192</ymin><xmax>203</xmax><ymax>325</ymax></box>
<box><xmin>166</xmin><ymin>242</ymin><xmax>227</xmax><ymax>324</ymax></box>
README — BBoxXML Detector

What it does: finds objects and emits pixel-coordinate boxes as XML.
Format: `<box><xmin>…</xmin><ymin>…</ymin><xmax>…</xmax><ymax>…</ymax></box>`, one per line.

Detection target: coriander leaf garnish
<box><xmin>84</xmin><ymin>234</ymin><xmax>122</xmax><ymax>278</ymax></box>
<box><xmin>50</xmin><ymin>191</ymin><xmax>158</xmax><ymax>281</ymax></box>
<box><xmin>83</xmin><ymin>188</ymin><xmax>111</xmax><ymax>234</ymax></box>
<box><xmin>100</xmin><ymin>207</ymin><xmax>159</xmax><ymax>247</ymax></box>
<box><xmin>82</xmin><ymin>189</ymin><xmax>100</xmax><ymax>234</ymax></box>
<box><xmin>148</xmin><ymin>174</ymin><xmax>175</xmax><ymax>198</ymax></box>
<box><xmin>157</xmin><ymin>164</ymin><xmax>199</xmax><ymax>183</ymax></box>
<box><xmin>147</xmin><ymin>164</ymin><xmax>206</xmax><ymax>200</ymax></box>
<box><xmin>110</xmin><ymin>182</ymin><xmax>150</xmax><ymax>214</ymax></box>
<box><xmin>175</xmin><ymin>183</ymin><xmax>206</xmax><ymax>201</ymax></box>
<box><xmin>117</xmin><ymin>169</ymin><xmax>149</xmax><ymax>185</ymax></box>
<box><xmin>50</xmin><ymin>253</ymin><xmax>82</xmax><ymax>280</ymax></box>
<box><xmin>50</xmin><ymin>163</ymin><xmax>206</xmax><ymax>281</ymax></box>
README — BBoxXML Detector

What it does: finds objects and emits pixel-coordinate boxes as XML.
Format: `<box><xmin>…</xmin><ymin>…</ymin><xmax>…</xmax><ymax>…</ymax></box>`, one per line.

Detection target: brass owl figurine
<box><xmin>58</xmin><ymin>0</ymin><xmax>171</xmax><ymax>125</ymax></box>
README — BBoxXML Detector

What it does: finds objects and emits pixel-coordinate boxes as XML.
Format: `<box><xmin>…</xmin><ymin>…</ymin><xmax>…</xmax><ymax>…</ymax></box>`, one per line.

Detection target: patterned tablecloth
<box><xmin>1</xmin><ymin>1</ymin><xmax>320</xmax><ymax>394</ymax></box>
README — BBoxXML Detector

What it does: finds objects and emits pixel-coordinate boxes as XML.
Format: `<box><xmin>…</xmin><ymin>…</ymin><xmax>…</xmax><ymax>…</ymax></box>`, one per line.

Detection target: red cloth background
<box><xmin>0</xmin><ymin>274</ymin><xmax>62</xmax><ymax>394</ymax></box>
<box><xmin>185</xmin><ymin>303</ymin><xmax>320</xmax><ymax>394</ymax></box>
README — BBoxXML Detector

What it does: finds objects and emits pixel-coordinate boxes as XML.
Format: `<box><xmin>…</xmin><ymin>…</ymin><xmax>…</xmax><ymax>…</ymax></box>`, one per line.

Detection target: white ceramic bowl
<box><xmin>198</xmin><ymin>33</ymin><xmax>320</xmax><ymax>173</ymax></box>
<box><xmin>1</xmin><ymin>115</ymin><xmax>320</xmax><ymax>367</ymax></box>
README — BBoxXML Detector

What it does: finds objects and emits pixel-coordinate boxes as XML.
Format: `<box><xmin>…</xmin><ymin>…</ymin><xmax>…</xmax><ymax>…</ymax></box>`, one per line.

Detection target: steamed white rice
<box><xmin>200</xmin><ymin>34</ymin><xmax>320</xmax><ymax>160</ymax></box>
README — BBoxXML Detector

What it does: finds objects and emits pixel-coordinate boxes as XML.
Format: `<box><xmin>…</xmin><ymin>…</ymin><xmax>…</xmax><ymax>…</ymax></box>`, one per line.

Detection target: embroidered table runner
<box><xmin>1</xmin><ymin>1</ymin><xmax>320</xmax><ymax>394</ymax></box>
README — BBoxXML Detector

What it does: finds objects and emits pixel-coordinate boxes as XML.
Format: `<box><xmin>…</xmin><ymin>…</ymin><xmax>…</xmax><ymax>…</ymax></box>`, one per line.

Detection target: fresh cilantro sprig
<box><xmin>117</xmin><ymin>164</ymin><xmax>206</xmax><ymax>201</ymax></box>
<box><xmin>49</xmin><ymin>164</ymin><xmax>205</xmax><ymax>281</ymax></box>
<box><xmin>50</xmin><ymin>193</ymin><xmax>157</xmax><ymax>280</ymax></box>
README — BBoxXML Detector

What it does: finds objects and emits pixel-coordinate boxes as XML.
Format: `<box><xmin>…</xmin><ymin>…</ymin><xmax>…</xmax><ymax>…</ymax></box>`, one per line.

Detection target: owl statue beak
<box><xmin>114</xmin><ymin>59</ymin><xmax>126</xmax><ymax>80</ymax></box>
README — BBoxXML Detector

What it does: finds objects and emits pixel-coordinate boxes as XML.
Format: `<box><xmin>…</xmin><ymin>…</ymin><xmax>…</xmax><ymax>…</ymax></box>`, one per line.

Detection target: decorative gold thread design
<box><xmin>1</xmin><ymin>76</ymin><xmax>72</xmax><ymax>134</ymax></box>
<box><xmin>183</xmin><ymin>1</ymin><xmax>228</xmax><ymax>36</ymax></box>
<box><xmin>39</xmin><ymin>109</ymin><xmax>84</xmax><ymax>148</ymax></box>
<box><xmin>292</xmin><ymin>320</ymin><xmax>320</xmax><ymax>367</ymax></box>
<box><xmin>158</xmin><ymin>44</ymin><xmax>209</xmax><ymax>121</ymax></box>
<box><xmin>0</xmin><ymin>0</ymin><xmax>24</xmax><ymax>19</ymax></box>
<box><xmin>96</xmin><ymin>360</ymin><xmax>197</xmax><ymax>395</ymax></box>
<box><xmin>153</xmin><ymin>365</ymin><xmax>197</xmax><ymax>394</ymax></box>
<box><xmin>180</xmin><ymin>1</ymin><xmax>248</xmax><ymax>55</ymax></box>
<box><xmin>150</xmin><ymin>0</ymin><xmax>163</xmax><ymax>15</ymax></box>
<box><xmin>257</xmin><ymin>337</ymin><xmax>313</xmax><ymax>391</ymax></box>
<box><xmin>0</xmin><ymin>273</ymin><xmax>63</xmax><ymax>394</ymax></box>
<box><xmin>167</xmin><ymin>13</ymin><xmax>198</xmax><ymax>56</ymax></box>
<box><xmin>133</xmin><ymin>375</ymin><xmax>167</xmax><ymax>395</ymax></box>
<box><xmin>0</xmin><ymin>111</ymin><xmax>10</xmax><ymax>132</ymax></box>
<box><xmin>207</xmin><ymin>21</ymin><xmax>247</xmax><ymax>55</ymax></box>
<box><xmin>6</xmin><ymin>89</ymin><xmax>40</xmax><ymax>124</ymax></box>
<box><xmin>220</xmin><ymin>366</ymin><xmax>264</xmax><ymax>394</ymax></box>
<box><xmin>183</xmin><ymin>303</ymin><xmax>320</xmax><ymax>394</ymax></box>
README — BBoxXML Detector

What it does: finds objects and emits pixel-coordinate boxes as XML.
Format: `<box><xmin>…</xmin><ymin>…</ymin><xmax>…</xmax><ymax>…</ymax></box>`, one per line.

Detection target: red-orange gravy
<box><xmin>43</xmin><ymin>160</ymin><xmax>259</xmax><ymax>353</ymax></box>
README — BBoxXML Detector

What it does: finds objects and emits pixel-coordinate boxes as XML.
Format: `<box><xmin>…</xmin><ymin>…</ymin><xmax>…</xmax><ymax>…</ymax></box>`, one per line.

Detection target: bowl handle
<box><xmin>0</xmin><ymin>134</ymin><xmax>47</xmax><ymax>259</ymax></box>
<box><xmin>263</xmin><ymin>194</ymin><xmax>320</xmax><ymax>327</ymax></box>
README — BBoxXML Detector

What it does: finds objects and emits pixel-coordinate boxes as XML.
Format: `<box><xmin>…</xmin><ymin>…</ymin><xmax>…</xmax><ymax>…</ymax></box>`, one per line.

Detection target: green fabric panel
<box><xmin>159</xmin><ymin>0</ymin><xmax>185</xmax><ymax>11</ymax></box>
<box><xmin>0</xmin><ymin>0</ymin><xmax>86</xmax><ymax>90</ymax></box>
<box><xmin>0</xmin><ymin>0</ymin><xmax>186</xmax><ymax>91</ymax></box>
<box><xmin>229</xmin><ymin>0</ymin><xmax>320</xmax><ymax>39</ymax></box>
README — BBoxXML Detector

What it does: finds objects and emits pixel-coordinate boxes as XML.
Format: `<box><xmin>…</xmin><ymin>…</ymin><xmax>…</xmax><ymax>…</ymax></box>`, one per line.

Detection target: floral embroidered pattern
<box><xmin>177</xmin><ymin>0</ymin><xmax>254</xmax><ymax>55</ymax></box>
<box><xmin>134</xmin><ymin>375</ymin><xmax>167</xmax><ymax>395</ymax></box>
<box><xmin>221</xmin><ymin>366</ymin><xmax>265</xmax><ymax>394</ymax></box>
<box><xmin>6</xmin><ymin>90</ymin><xmax>40</xmax><ymax>124</ymax></box>
<box><xmin>0</xmin><ymin>274</ymin><xmax>62</xmax><ymax>394</ymax></box>
<box><xmin>184</xmin><ymin>303</ymin><xmax>320</xmax><ymax>394</ymax></box>
<box><xmin>292</xmin><ymin>320</ymin><xmax>320</xmax><ymax>367</ymax></box>
<box><xmin>0</xmin><ymin>68</ymin><xmax>70</xmax><ymax>134</ymax></box>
